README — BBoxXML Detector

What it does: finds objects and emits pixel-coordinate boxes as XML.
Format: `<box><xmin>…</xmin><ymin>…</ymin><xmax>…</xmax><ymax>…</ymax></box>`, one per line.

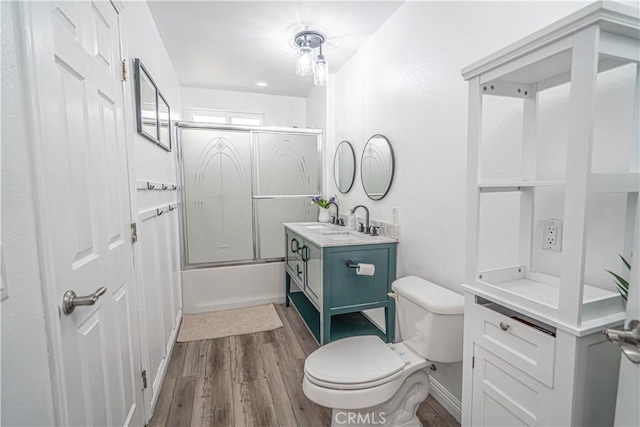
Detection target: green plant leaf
<box><xmin>605</xmin><ymin>269</ymin><xmax>629</xmax><ymax>289</ymax></box>
<box><xmin>619</xmin><ymin>254</ymin><xmax>631</xmax><ymax>270</ymax></box>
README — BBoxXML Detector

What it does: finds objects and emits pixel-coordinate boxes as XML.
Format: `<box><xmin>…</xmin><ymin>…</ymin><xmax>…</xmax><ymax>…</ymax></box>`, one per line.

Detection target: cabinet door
<box><xmin>471</xmin><ymin>345</ymin><xmax>552</xmax><ymax>427</ymax></box>
<box><xmin>304</xmin><ymin>242</ymin><xmax>322</xmax><ymax>304</ymax></box>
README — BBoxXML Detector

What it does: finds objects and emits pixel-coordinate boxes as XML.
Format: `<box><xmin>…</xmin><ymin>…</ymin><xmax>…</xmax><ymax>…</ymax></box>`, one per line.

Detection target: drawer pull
<box><xmin>290</xmin><ymin>238</ymin><xmax>299</xmax><ymax>254</ymax></box>
<box><xmin>500</xmin><ymin>322</ymin><xmax>510</xmax><ymax>331</ymax></box>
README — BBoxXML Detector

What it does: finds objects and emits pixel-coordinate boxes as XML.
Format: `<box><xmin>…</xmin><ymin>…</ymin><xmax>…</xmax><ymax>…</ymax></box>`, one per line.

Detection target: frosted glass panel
<box><xmin>256</xmin><ymin>198</ymin><xmax>316</xmax><ymax>259</ymax></box>
<box><xmin>182</xmin><ymin>129</ymin><xmax>253</xmax><ymax>263</ymax></box>
<box><xmin>255</xmin><ymin>132</ymin><xmax>319</xmax><ymax>195</ymax></box>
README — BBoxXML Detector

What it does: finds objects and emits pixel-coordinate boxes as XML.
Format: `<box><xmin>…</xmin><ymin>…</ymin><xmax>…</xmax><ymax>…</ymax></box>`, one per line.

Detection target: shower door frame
<box><xmin>175</xmin><ymin>122</ymin><xmax>323</xmax><ymax>270</ymax></box>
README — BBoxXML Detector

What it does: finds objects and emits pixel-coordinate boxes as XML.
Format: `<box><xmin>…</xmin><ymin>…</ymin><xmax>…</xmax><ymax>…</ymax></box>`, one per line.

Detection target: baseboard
<box><xmin>149</xmin><ymin>309</ymin><xmax>182</xmax><ymax>415</ymax></box>
<box><xmin>429</xmin><ymin>375</ymin><xmax>462</xmax><ymax>423</ymax></box>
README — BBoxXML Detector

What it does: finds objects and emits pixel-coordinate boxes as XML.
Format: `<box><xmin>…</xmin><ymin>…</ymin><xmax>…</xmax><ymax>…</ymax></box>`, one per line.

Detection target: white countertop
<box><xmin>284</xmin><ymin>222</ymin><xmax>398</xmax><ymax>248</ymax></box>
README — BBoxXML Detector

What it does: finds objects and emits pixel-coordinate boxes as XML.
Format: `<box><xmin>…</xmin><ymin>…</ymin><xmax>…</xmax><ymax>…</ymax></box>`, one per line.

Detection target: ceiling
<box><xmin>147</xmin><ymin>1</ymin><xmax>404</xmax><ymax>97</ymax></box>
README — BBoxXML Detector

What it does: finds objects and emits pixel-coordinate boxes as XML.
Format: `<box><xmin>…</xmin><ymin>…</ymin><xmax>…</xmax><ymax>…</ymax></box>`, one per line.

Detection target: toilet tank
<box><xmin>392</xmin><ymin>276</ymin><xmax>464</xmax><ymax>363</ymax></box>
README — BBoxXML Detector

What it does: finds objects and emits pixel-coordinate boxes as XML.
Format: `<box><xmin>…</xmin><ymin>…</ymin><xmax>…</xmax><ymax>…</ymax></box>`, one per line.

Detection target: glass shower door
<box><xmin>181</xmin><ymin>128</ymin><xmax>253</xmax><ymax>264</ymax></box>
<box><xmin>254</xmin><ymin>132</ymin><xmax>320</xmax><ymax>259</ymax></box>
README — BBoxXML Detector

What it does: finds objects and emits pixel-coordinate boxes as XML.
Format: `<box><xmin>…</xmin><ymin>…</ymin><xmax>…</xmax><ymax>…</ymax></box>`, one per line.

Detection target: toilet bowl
<box><xmin>302</xmin><ymin>276</ymin><xmax>464</xmax><ymax>426</ymax></box>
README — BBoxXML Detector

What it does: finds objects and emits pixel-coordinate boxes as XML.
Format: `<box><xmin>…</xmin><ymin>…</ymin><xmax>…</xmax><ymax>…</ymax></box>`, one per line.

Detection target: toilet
<box><xmin>302</xmin><ymin>276</ymin><xmax>464</xmax><ymax>427</ymax></box>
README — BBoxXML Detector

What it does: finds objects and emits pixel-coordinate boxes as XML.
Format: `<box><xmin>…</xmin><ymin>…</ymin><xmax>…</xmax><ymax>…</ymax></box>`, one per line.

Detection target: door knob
<box><xmin>62</xmin><ymin>287</ymin><xmax>107</xmax><ymax>315</ymax></box>
<box><xmin>603</xmin><ymin>320</ymin><xmax>640</xmax><ymax>364</ymax></box>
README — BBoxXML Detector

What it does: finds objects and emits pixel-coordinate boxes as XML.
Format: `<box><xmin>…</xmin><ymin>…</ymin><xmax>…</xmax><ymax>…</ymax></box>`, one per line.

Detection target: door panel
<box><xmin>24</xmin><ymin>2</ymin><xmax>143</xmax><ymax>425</ymax></box>
<box><xmin>471</xmin><ymin>345</ymin><xmax>552</xmax><ymax>426</ymax></box>
<box><xmin>305</xmin><ymin>242</ymin><xmax>322</xmax><ymax>303</ymax></box>
<box><xmin>139</xmin><ymin>215</ymin><xmax>165</xmax><ymax>402</ymax></box>
<box><xmin>111</xmin><ymin>283</ymin><xmax>137</xmax><ymax>425</ymax></box>
<box><xmin>181</xmin><ymin>128</ymin><xmax>253</xmax><ymax>264</ymax></box>
<box><xmin>157</xmin><ymin>212</ymin><xmax>175</xmax><ymax>342</ymax></box>
<box><xmin>77</xmin><ymin>312</ymin><xmax>110</xmax><ymax>426</ymax></box>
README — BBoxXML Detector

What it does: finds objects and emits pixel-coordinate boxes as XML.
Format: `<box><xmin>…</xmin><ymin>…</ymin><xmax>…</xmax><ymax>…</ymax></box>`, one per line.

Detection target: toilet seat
<box><xmin>304</xmin><ymin>336</ymin><xmax>405</xmax><ymax>389</ymax></box>
<box><xmin>302</xmin><ymin>338</ymin><xmax>431</xmax><ymax>411</ymax></box>
<box><xmin>305</xmin><ymin>367</ymin><xmax>405</xmax><ymax>390</ymax></box>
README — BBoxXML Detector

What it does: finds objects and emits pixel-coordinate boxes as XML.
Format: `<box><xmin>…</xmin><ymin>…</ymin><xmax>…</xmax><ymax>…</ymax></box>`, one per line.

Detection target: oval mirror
<box><xmin>334</xmin><ymin>141</ymin><xmax>356</xmax><ymax>193</ymax></box>
<box><xmin>361</xmin><ymin>134</ymin><xmax>394</xmax><ymax>200</ymax></box>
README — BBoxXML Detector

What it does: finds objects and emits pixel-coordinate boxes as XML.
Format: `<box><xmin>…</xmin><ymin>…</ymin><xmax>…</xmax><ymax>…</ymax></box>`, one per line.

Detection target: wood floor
<box><xmin>149</xmin><ymin>304</ymin><xmax>460</xmax><ymax>427</ymax></box>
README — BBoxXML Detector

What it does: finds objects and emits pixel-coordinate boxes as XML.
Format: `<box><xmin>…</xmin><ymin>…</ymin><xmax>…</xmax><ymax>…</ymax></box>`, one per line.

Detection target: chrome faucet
<box><xmin>350</xmin><ymin>205</ymin><xmax>370</xmax><ymax>233</ymax></box>
<box><xmin>327</xmin><ymin>201</ymin><xmax>341</xmax><ymax>225</ymax></box>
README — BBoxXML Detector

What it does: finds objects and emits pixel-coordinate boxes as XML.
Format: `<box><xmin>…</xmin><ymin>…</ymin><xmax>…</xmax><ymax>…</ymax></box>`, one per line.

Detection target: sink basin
<box><xmin>303</xmin><ymin>224</ymin><xmax>350</xmax><ymax>235</ymax></box>
<box><xmin>326</xmin><ymin>233</ymin><xmax>359</xmax><ymax>242</ymax></box>
<box><xmin>304</xmin><ymin>225</ymin><xmax>326</xmax><ymax>230</ymax></box>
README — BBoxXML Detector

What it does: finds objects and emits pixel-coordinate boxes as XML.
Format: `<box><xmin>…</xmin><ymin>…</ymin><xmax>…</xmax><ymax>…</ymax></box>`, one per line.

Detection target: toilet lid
<box><xmin>304</xmin><ymin>336</ymin><xmax>405</xmax><ymax>385</ymax></box>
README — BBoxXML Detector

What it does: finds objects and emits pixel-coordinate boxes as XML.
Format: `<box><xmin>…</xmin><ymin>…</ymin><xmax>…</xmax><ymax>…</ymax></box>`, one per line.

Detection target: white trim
<box><xmin>16</xmin><ymin>2</ymin><xmax>70</xmax><ymax>423</ymax></box>
<box><xmin>429</xmin><ymin>375</ymin><xmax>462</xmax><ymax>423</ymax></box>
<box><xmin>149</xmin><ymin>310</ymin><xmax>183</xmax><ymax>412</ymax></box>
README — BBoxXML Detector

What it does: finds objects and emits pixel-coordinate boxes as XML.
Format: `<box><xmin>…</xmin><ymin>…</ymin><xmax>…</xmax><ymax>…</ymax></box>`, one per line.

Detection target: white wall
<box><xmin>326</xmin><ymin>0</ymin><xmax>608</xmax><ymax>405</ymax></box>
<box><xmin>182</xmin><ymin>86</ymin><xmax>306</xmax><ymax>127</ymax></box>
<box><xmin>123</xmin><ymin>1</ymin><xmax>183</xmax><ymax>415</ymax></box>
<box><xmin>1</xmin><ymin>2</ymin><xmax>56</xmax><ymax>425</ymax></box>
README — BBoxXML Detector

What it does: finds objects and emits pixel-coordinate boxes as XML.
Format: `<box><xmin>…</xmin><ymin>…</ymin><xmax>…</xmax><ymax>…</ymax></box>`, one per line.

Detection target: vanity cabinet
<box><xmin>284</xmin><ymin>223</ymin><xmax>397</xmax><ymax>345</ymax></box>
<box><xmin>461</xmin><ymin>4</ymin><xmax>638</xmax><ymax>425</ymax></box>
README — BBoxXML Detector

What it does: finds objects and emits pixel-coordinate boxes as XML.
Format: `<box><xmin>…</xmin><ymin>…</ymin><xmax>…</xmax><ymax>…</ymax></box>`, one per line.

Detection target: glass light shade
<box><xmin>296</xmin><ymin>45</ymin><xmax>313</xmax><ymax>76</ymax></box>
<box><xmin>314</xmin><ymin>55</ymin><xmax>328</xmax><ymax>86</ymax></box>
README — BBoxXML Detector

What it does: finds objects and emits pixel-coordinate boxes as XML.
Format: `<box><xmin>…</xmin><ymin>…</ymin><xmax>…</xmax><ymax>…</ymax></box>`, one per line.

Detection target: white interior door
<box><xmin>613</xmin><ymin>196</ymin><xmax>640</xmax><ymax>426</ymax></box>
<box><xmin>23</xmin><ymin>1</ymin><xmax>143</xmax><ymax>425</ymax></box>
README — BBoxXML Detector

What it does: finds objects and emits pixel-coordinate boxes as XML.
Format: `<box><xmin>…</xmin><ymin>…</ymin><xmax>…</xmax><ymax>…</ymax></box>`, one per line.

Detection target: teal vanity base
<box><xmin>287</xmin><ymin>292</ymin><xmax>388</xmax><ymax>344</ymax></box>
<box><xmin>284</xmin><ymin>223</ymin><xmax>397</xmax><ymax>346</ymax></box>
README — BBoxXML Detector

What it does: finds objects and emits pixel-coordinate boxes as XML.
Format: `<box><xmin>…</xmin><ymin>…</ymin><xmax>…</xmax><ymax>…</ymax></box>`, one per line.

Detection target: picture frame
<box><xmin>157</xmin><ymin>91</ymin><xmax>171</xmax><ymax>151</ymax></box>
<box><xmin>134</xmin><ymin>58</ymin><xmax>172</xmax><ymax>151</ymax></box>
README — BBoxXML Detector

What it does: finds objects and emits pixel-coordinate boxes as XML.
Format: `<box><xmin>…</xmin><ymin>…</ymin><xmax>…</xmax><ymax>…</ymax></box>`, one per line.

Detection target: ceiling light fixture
<box><xmin>294</xmin><ymin>30</ymin><xmax>328</xmax><ymax>86</ymax></box>
<box><xmin>255</xmin><ymin>81</ymin><xmax>268</xmax><ymax>87</ymax></box>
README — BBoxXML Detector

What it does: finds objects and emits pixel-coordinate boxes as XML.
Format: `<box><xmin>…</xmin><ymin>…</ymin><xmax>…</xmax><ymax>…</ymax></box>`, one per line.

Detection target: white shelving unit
<box><xmin>461</xmin><ymin>3</ymin><xmax>639</xmax><ymax>426</ymax></box>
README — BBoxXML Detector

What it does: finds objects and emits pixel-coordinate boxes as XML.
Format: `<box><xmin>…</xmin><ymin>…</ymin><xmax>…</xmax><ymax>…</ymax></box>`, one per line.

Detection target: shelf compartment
<box><xmin>478</xmin><ymin>180</ymin><xmax>565</xmax><ymax>192</ymax></box>
<box><xmin>289</xmin><ymin>291</ymin><xmax>320</xmax><ymax>343</ymax></box>
<box><xmin>470</xmin><ymin>265</ymin><xmax>624</xmax><ymax>332</ymax></box>
<box><xmin>288</xmin><ymin>291</ymin><xmax>387</xmax><ymax>344</ymax></box>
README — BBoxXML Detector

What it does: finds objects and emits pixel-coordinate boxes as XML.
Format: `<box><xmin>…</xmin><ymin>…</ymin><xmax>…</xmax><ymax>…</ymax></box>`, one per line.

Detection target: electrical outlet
<box><xmin>392</xmin><ymin>207</ymin><xmax>399</xmax><ymax>224</ymax></box>
<box><xmin>542</xmin><ymin>219</ymin><xmax>563</xmax><ymax>251</ymax></box>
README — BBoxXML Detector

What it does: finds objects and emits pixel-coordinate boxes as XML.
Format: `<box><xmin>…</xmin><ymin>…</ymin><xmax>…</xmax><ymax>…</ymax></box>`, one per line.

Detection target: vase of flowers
<box><xmin>311</xmin><ymin>195</ymin><xmax>336</xmax><ymax>223</ymax></box>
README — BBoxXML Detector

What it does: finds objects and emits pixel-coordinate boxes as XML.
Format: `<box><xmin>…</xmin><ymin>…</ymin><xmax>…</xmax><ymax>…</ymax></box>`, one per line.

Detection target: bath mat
<box><xmin>177</xmin><ymin>304</ymin><xmax>283</xmax><ymax>342</ymax></box>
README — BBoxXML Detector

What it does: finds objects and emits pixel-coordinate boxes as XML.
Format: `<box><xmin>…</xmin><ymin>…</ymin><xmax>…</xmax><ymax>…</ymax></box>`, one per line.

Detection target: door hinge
<box><xmin>131</xmin><ymin>222</ymin><xmax>138</xmax><ymax>243</ymax></box>
<box><xmin>141</xmin><ymin>369</ymin><xmax>148</xmax><ymax>389</ymax></box>
<box><xmin>472</xmin><ymin>356</ymin><xmax>475</xmax><ymax>369</ymax></box>
<box><xmin>121</xmin><ymin>59</ymin><xmax>127</xmax><ymax>81</ymax></box>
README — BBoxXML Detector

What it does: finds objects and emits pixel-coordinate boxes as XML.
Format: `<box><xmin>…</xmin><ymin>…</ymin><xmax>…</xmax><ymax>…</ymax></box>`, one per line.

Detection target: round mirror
<box><xmin>333</xmin><ymin>141</ymin><xmax>356</xmax><ymax>194</ymax></box>
<box><xmin>361</xmin><ymin>134</ymin><xmax>394</xmax><ymax>200</ymax></box>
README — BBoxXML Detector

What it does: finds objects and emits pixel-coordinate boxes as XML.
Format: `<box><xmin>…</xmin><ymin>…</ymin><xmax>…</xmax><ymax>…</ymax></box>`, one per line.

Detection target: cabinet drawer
<box><xmin>329</xmin><ymin>248</ymin><xmax>390</xmax><ymax>308</ymax></box>
<box><xmin>470</xmin><ymin>302</ymin><xmax>556</xmax><ymax>387</ymax></box>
